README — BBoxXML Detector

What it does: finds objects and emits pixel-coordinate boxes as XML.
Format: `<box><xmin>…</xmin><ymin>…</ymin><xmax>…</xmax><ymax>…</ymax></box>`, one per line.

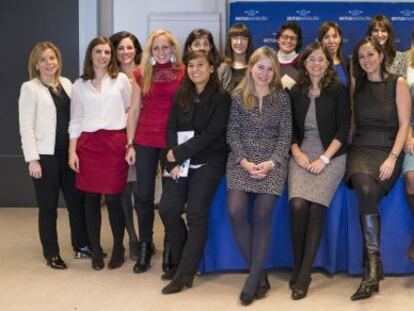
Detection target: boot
<box><xmin>108</xmin><ymin>246</ymin><xmax>125</xmax><ymax>270</ymax></box>
<box><xmin>162</xmin><ymin>238</ymin><xmax>173</xmax><ymax>273</ymax></box>
<box><xmin>133</xmin><ymin>241</ymin><xmax>155</xmax><ymax>273</ymax></box>
<box><xmin>351</xmin><ymin>214</ymin><xmax>382</xmax><ymax>301</ymax></box>
<box><xmin>161</xmin><ymin>274</ymin><xmax>194</xmax><ymax>294</ymax></box>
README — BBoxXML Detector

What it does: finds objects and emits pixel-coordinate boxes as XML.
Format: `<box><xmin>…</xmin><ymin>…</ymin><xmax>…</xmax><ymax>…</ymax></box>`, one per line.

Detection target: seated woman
<box><xmin>159</xmin><ymin>50</ymin><xmax>231</xmax><ymax>294</ymax></box>
<box><xmin>226</xmin><ymin>46</ymin><xmax>292</xmax><ymax>306</ymax></box>
<box><xmin>217</xmin><ymin>23</ymin><xmax>254</xmax><ymax>92</ymax></box>
<box><xmin>288</xmin><ymin>42</ymin><xmax>350</xmax><ymax>300</ymax></box>
<box><xmin>346</xmin><ymin>37</ymin><xmax>410</xmax><ymax>300</ymax></box>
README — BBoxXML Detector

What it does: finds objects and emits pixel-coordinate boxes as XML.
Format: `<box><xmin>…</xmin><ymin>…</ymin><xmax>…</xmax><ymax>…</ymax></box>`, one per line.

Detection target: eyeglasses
<box><xmin>231</xmin><ymin>36</ymin><xmax>249</xmax><ymax>42</ymax></box>
<box><xmin>305</xmin><ymin>57</ymin><xmax>327</xmax><ymax>64</ymax></box>
<box><xmin>280</xmin><ymin>34</ymin><xmax>297</xmax><ymax>42</ymax></box>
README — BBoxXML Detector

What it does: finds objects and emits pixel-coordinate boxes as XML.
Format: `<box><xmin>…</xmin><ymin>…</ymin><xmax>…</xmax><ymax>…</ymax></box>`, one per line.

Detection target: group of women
<box><xmin>18</xmin><ymin>13</ymin><xmax>414</xmax><ymax>305</ymax></box>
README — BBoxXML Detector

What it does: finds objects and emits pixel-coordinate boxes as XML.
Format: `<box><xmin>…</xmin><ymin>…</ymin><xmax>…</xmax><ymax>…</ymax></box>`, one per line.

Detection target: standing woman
<box><xmin>18</xmin><ymin>41</ymin><xmax>89</xmax><ymax>269</ymax></box>
<box><xmin>159</xmin><ymin>50</ymin><xmax>231</xmax><ymax>294</ymax></box>
<box><xmin>182</xmin><ymin>28</ymin><xmax>221</xmax><ymax>68</ymax></box>
<box><xmin>346</xmin><ymin>37</ymin><xmax>410</xmax><ymax>300</ymax></box>
<box><xmin>226</xmin><ymin>46</ymin><xmax>292</xmax><ymax>305</ymax></box>
<box><xmin>275</xmin><ymin>21</ymin><xmax>303</xmax><ymax>90</ymax></box>
<box><xmin>110</xmin><ymin>31</ymin><xmax>142</xmax><ymax>261</ymax></box>
<box><xmin>217</xmin><ymin>23</ymin><xmax>254</xmax><ymax>93</ymax></box>
<box><xmin>288</xmin><ymin>42</ymin><xmax>351</xmax><ymax>300</ymax></box>
<box><xmin>366</xmin><ymin>15</ymin><xmax>407</xmax><ymax>78</ymax></box>
<box><xmin>402</xmin><ymin>29</ymin><xmax>414</xmax><ymax>260</ymax></box>
<box><xmin>125</xmin><ymin>29</ymin><xmax>185</xmax><ymax>274</ymax></box>
<box><xmin>69</xmin><ymin>37</ymin><xmax>130</xmax><ymax>271</ymax></box>
<box><xmin>318</xmin><ymin>21</ymin><xmax>351</xmax><ymax>88</ymax></box>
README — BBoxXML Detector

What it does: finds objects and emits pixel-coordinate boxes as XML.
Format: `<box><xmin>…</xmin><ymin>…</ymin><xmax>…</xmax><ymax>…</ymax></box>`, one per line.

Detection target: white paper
<box><xmin>163</xmin><ymin>130</ymin><xmax>195</xmax><ymax>178</ymax></box>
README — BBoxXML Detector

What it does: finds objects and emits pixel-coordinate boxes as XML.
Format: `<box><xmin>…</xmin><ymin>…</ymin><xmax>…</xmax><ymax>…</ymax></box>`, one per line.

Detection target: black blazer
<box><xmin>289</xmin><ymin>81</ymin><xmax>351</xmax><ymax>158</ymax></box>
<box><xmin>165</xmin><ymin>88</ymin><xmax>231</xmax><ymax>172</ymax></box>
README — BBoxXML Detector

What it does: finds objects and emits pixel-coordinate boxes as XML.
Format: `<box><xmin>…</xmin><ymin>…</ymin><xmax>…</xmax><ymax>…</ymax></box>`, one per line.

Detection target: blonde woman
<box><xmin>226</xmin><ymin>46</ymin><xmax>292</xmax><ymax>305</ymax></box>
<box><xmin>125</xmin><ymin>29</ymin><xmax>185</xmax><ymax>274</ymax></box>
<box><xmin>18</xmin><ymin>42</ymin><xmax>89</xmax><ymax>269</ymax></box>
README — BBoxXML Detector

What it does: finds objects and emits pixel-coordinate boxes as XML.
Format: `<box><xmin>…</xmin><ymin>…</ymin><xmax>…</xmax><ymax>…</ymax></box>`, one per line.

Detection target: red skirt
<box><xmin>76</xmin><ymin>129</ymin><xmax>127</xmax><ymax>194</ymax></box>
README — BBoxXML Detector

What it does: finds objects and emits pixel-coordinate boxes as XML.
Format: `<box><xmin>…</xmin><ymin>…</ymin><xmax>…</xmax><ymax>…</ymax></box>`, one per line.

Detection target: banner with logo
<box><xmin>229</xmin><ymin>1</ymin><xmax>414</xmax><ymax>56</ymax></box>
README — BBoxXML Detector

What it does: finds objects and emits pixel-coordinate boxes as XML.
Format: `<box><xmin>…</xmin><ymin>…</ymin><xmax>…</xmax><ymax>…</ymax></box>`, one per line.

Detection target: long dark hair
<box><xmin>318</xmin><ymin>21</ymin><xmax>345</xmax><ymax>64</ymax></box>
<box><xmin>352</xmin><ymin>36</ymin><xmax>387</xmax><ymax>94</ymax></box>
<box><xmin>223</xmin><ymin>23</ymin><xmax>254</xmax><ymax>64</ymax></box>
<box><xmin>109</xmin><ymin>31</ymin><xmax>142</xmax><ymax>65</ymax></box>
<box><xmin>182</xmin><ymin>28</ymin><xmax>221</xmax><ymax>67</ymax></box>
<box><xmin>81</xmin><ymin>36</ymin><xmax>118</xmax><ymax>80</ymax></box>
<box><xmin>175</xmin><ymin>50</ymin><xmax>220</xmax><ymax>112</ymax></box>
<box><xmin>296</xmin><ymin>42</ymin><xmax>337</xmax><ymax>92</ymax></box>
<box><xmin>366</xmin><ymin>15</ymin><xmax>396</xmax><ymax>66</ymax></box>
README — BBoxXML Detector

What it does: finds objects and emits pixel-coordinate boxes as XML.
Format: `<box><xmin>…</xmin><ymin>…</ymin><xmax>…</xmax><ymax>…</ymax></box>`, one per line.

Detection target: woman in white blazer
<box><xmin>18</xmin><ymin>41</ymin><xmax>89</xmax><ymax>269</ymax></box>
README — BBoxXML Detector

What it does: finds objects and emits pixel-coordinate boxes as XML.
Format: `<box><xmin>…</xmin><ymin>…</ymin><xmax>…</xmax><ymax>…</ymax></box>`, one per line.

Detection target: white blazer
<box><xmin>18</xmin><ymin>77</ymin><xmax>72</xmax><ymax>162</ymax></box>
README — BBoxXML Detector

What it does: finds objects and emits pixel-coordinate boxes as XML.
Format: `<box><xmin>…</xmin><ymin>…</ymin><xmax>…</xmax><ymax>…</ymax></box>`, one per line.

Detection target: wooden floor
<box><xmin>0</xmin><ymin>207</ymin><xmax>413</xmax><ymax>311</ymax></box>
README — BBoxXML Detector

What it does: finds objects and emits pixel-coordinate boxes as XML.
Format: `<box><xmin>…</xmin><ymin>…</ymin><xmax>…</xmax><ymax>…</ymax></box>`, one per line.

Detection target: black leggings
<box><xmin>84</xmin><ymin>193</ymin><xmax>125</xmax><ymax>258</ymax></box>
<box><xmin>227</xmin><ymin>189</ymin><xmax>277</xmax><ymax>295</ymax></box>
<box><xmin>351</xmin><ymin>173</ymin><xmax>386</xmax><ymax>215</ymax></box>
<box><xmin>290</xmin><ymin>197</ymin><xmax>325</xmax><ymax>290</ymax></box>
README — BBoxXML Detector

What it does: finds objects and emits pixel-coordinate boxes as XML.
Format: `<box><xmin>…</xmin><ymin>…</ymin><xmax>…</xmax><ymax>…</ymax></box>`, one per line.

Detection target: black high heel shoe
<box><xmin>91</xmin><ymin>255</ymin><xmax>104</xmax><ymax>271</ymax></box>
<box><xmin>240</xmin><ymin>291</ymin><xmax>255</xmax><ymax>306</ymax></box>
<box><xmin>291</xmin><ymin>277</ymin><xmax>311</xmax><ymax>300</ymax></box>
<box><xmin>161</xmin><ymin>275</ymin><xmax>194</xmax><ymax>294</ymax></box>
<box><xmin>161</xmin><ymin>264</ymin><xmax>178</xmax><ymax>281</ymax></box>
<box><xmin>255</xmin><ymin>272</ymin><xmax>271</xmax><ymax>299</ymax></box>
<box><xmin>46</xmin><ymin>255</ymin><xmax>67</xmax><ymax>270</ymax></box>
<box><xmin>108</xmin><ymin>246</ymin><xmax>125</xmax><ymax>270</ymax></box>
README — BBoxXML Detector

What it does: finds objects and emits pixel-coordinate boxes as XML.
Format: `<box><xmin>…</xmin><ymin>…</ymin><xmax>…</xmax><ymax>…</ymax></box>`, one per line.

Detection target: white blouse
<box><xmin>69</xmin><ymin>73</ymin><xmax>130</xmax><ymax>139</ymax></box>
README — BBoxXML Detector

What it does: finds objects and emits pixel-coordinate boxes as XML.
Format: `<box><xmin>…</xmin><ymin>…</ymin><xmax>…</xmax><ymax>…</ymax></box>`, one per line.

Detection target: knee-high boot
<box><xmin>351</xmin><ymin>213</ymin><xmax>383</xmax><ymax>301</ymax></box>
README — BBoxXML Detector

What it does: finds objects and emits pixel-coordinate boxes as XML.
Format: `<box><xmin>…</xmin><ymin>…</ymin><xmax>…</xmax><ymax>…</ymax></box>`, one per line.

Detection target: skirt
<box><xmin>402</xmin><ymin>151</ymin><xmax>414</xmax><ymax>175</ymax></box>
<box><xmin>76</xmin><ymin>129</ymin><xmax>128</xmax><ymax>194</ymax></box>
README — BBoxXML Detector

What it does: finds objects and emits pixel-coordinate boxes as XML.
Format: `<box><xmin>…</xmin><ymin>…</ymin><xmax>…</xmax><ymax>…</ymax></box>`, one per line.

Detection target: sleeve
<box><xmin>172</xmin><ymin>92</ymin><xmax>231</xmax><ymax>163</ymax></box>
<box><xmin>288</xmin><ymin>87</ymin><xmax>301</xmax><ymax>146</ymax></box>
<box><xmin>334</xmin><ymin>84</ymin><xmax>351</xmax><ymax>145</ymax></box>
<box><xmin>227</xmin><ymin>94</ymin><xmax>247</xmax><ymax>163</ymax></box>
<box><xmin>270</xmin><ymin>92</ymin><xmax>292</xmax><ymax>167</ymax></box>
<box><xmin>18</xmin><ymin>82</ymin><xmax>40</xmax><ymax>162</ymax></box>
<box><xmin>68</xmin><ymin>81</ymin><xmax>83</xmax><ymax>139</ymax></box>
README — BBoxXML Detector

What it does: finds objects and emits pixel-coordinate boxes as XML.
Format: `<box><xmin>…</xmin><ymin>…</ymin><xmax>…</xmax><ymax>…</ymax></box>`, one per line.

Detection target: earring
<box><xmin>170</xmin><ymin>54</ymin><xmax>176</xmax><ymax>63</ymax></box>
<box><xmin>149</xmin><ymin>56</ymin><xmax>156</xmax><ymax>66</ymax></box>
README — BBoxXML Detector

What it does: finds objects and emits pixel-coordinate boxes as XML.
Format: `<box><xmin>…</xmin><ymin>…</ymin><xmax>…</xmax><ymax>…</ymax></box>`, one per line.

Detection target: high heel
<box><xmin>46</xmin><ymin>255</ymin><xmax>67</xmax><ymax>270</ymax></box>
<box><xmin>108</xmin><ymin>246</ymin><xmax>125</xmax><ymax>270</ymax></box>
<box><xmin>255</xmin><ymin>272</ymin><xmax>271</xmax><ymax>299</ymax></box>
<box><xmin>291</xmin><ymin>277</ymin><xmax>311</xmax><ymax>300</ymax></box>
<box><xmin>240</xmin><ymin>291</ymin><xmax>255</xmax><ymax>306</ymax></box>
<box><xmin>133</xmin><ymin>241</ymin><xmax>155</xmax><ymax>273</ymax></box>
<box><xmin>161</xmin><ymin>275</ymin><xmax>194</xmax><ymax>294</ymax></box>
<box><xmin>91</xmin><ymin>254</ymin><xmax>104</xmax><ymax>271</ymax></box>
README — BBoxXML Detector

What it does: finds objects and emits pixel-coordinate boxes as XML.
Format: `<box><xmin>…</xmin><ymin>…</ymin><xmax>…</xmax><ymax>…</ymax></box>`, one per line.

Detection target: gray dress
<box><xmin>288</xmin><ymin>94</ymin><xmax>346</xmax><ymax>207</ymax></box>
<box><xmin>226</xmin><ymin>91</ymin><xmax>292</xmax><ymax>195</ymax></box>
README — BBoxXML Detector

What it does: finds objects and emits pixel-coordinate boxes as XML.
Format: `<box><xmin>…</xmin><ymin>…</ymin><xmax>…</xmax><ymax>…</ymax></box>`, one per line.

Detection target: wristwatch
<box><xmin>125</xmin><ymin>138</ymin><xmax>134</xmax><ymax>149</ymax></box>
<box><xmin>319</xmin><ymin>155</ymin><xmax>330</xmax><ymax>164</ymax></box>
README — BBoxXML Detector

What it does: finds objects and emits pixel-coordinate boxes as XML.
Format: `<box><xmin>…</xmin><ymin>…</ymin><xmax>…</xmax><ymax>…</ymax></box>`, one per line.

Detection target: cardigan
<box><xmin>289</xmin><ymin>81</ymin><xmax>351</xmax><ymax>158</ymax></box>
<box><xmin>165</xmin><ymin>88</ymin><xmax>231</xmax><ymax>172</ymax></box>
<box><xmin>18</xmin><ymin>77</ymin><xmax>72</xmax><ymax>162</ymax></box>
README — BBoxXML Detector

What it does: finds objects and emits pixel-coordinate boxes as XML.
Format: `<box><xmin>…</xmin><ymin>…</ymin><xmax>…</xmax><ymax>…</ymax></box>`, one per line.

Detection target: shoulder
<box><xmin>116</xmin><ymin>72</ymin><xmax>129</xmax><ymax>83</ymax></box>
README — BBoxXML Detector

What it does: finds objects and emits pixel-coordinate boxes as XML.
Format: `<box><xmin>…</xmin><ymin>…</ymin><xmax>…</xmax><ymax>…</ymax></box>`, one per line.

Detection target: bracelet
<box><xmin>125</xmin><ymin>144</ymin><xmax>134</xmax><ymax>150</ymax></box>
<box><xmin>388</xmin><ymin>152</ymin><xmax>399</xmax><ymax>160</ymax></box>
<box><xmin>319</xmin><ymin>155</ymin><xmax>330</xmax><ymax>164</ymax></box>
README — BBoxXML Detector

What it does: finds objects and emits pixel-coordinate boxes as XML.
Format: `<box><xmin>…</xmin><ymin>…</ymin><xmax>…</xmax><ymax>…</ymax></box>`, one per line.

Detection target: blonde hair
<box><xmin>140</xmin><ymin>29</ymin><xmax>182</xmax><ymax>95</ymax></box>
<box><xmin>234</xmin><ymin>46</ymin><xmax>282</xmax><ymax>110</ymax></box>
<box><xmin>28</xmin><ymin>41</ymin><xmax>62</xmax><ymax>80</ymax></box>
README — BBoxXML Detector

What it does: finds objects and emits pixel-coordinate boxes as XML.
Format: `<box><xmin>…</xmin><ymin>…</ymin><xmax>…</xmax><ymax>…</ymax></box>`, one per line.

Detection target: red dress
<box><xmin>133</xmin><ymin>62</ymin><xmax>185</xmax><ymax>148</ymax></box>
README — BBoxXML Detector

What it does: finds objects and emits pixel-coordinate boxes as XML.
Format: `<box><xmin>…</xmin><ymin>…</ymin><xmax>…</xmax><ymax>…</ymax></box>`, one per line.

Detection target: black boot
<box><xmin>161</xmin><ymin>274</ymin><xmax>194</xmax><ymax>294</ymax></box>
<box><xmin>133</xmin><ymin>241</ymin><xmax>155</xmax><ymax>273</ymax></box>
<box><xmin>162</xmin><ymin>239</ymin><xmax>173</xmax><ymax>273</ymax></box>
<box><xmin>351</xmin><ymin>214</ymin><xmax>382</xmax><ymax>301</ymax></box>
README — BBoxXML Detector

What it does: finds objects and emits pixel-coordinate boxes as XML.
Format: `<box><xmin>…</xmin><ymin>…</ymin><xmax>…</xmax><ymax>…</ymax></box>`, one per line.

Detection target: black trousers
<box><xmin>159</xmin><ymin>165</ymin><xmax>223</xmax><ymax>276</ymax></box>
<box><xmin>32</xmin><ymin>154</ymin><xmax>88</xmax><ymax>259</ymax></box>
<box><xmin>134</xmin><ymin>144</ymin><xmax>166</xmax><ymax>242</ymax></box>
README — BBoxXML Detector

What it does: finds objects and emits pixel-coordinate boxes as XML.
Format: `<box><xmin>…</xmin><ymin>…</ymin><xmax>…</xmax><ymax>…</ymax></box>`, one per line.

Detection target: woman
<box><xmin>366</xmin><ymin>15</ymin><xmax>407</xmax><ymax>78</ymax></box>
<box><xmin>159</xmin><ymin>50</ymin><xmax>231</xmax><ymax>294</ymax></box>
<box><xmin>18</xmin><ymin>41</ymin><xmax>90</xmax><ymax>269</ymax></box>
<box><xmin>318</xmin><ymin>21</ymin><xmax>351</xmax><ymax>87</ymax></box>
<box><xmin>288</xmin><ymin>42</ymin><xmax>351</xmax><ymax>300</ymax></box>
<box><xmin>125</xmin><ymin>29</ymin><xmax>185</xmax><ymax>274</ymax></box>
<box><xmin>69</xmin><ymin>36</ymin><xmax>130</xmax><ymax>271</ymax></box>
<box><xmin>402</xmin><ymin>29</ymin><xmax>414</xmax><ymax>261</ymax></box>
<box><xmin>217</xmin><ymin>23</ymin><xmax>254</xmax><ymax>92</ymax></box>
<box><xmin>109</xmin><ymin>31</ymin><xmax>142</xmax><ymax>261</ymax></box>
<box><xmin>226</xmin><ymin>46</ymin><xmax>292</xmax><ymax>305</ymax></box>
<box><xmin>275</xmin><ymin>21</ymin><xmax>302</xmax><ymax>90</ymax></box>
<box><xmin>346</xmin><ymin>37</ymin><xmax>410</xmax><ymax>300</ymax></box>
<box><xmin>182</xmin><ymin>28</ymin><xmax>221</xmax><ymax>68</ymax></box>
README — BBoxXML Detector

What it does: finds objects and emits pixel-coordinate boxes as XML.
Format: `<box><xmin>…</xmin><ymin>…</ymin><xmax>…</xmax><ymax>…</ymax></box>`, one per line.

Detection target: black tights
<box><xmin>290</xmin><ymin>198</ymin><xmax>325</xmax><ymax>290</ymax></box>
<box><xmin>85</xmin><ymin>193</ymin><xmax>125</xmax><ymax>259</ymax></box>
<box><xmin>227</xmin><ymin>189</ymin><xmax>277</xmax><ymax>295</ymax></box>
<box><xmin>351</xmin><ymin>174</ymin><xmax>385</xmax><ymax>215</ymax></box>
